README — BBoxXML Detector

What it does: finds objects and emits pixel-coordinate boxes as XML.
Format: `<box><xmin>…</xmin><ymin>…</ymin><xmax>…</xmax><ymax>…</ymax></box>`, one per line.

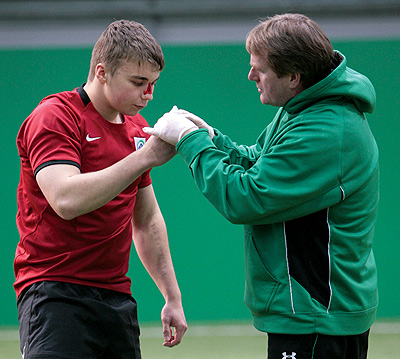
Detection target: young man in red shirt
<box><xmin>15</xmin><ymin>19</ymin><xmax>186</xmax><ymax>359</ymax></box>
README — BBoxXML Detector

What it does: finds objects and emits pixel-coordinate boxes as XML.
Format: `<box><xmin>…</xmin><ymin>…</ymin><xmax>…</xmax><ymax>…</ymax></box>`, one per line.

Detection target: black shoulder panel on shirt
<box><xmin>34</xmin><ymin>160</ymin><xmax>81</xmax><ymax>177</ymax></box>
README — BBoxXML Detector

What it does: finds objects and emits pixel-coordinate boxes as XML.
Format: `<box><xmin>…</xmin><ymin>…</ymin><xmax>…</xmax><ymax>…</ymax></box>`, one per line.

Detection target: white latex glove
<box><xmin>173</xmin><ymin>109</ymin><xmax>214</xmax><ymax>140</ymax></box>
<box><xmin>143</xmin><ymin>110</ymin><xmax>198</xmax><ymax>145</ymax></box>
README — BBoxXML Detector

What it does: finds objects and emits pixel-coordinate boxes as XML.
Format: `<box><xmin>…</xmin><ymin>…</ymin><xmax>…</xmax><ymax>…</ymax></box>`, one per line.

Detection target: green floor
<box><xmin>1</xmin><ymin>322</ymin><xmax>399</xmax><ymax>358</ymax></box>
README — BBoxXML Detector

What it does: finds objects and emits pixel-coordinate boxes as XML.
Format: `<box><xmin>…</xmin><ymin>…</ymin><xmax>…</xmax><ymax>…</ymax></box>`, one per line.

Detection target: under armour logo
<box><xmin>282</xmin><ymin>352</ymin><xmax>296</xmax><ymax>359</ymax></box>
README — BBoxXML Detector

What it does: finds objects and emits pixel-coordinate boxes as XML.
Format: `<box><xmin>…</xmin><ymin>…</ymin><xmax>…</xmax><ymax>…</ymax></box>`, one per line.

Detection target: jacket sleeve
<box><xmin>176</xmin><ymin>121</ymin><xmax>344</xmax><ymax>225</ymax></box>
<box><xmin>211</xmin><ymin>129</ymin><xmax>262</xmax><ymax>170</ymax></box>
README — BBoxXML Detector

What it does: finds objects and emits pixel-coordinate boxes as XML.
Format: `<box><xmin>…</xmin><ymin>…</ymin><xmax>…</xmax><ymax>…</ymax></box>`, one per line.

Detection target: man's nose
<box><xmin>248</xmin><ymin>68</ymin><xmax>254</xmax><ymax>81</ymax></box>
<box><xmin>143</xmin><ymin>83</ymin><xmax>153</xmax><ymax>95</ymax></box>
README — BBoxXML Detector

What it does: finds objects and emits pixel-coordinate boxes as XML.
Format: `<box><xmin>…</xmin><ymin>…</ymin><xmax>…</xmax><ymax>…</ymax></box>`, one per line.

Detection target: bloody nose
<box><xmin>144</xmin><ymin>83</ymin><xmax>152</xmax><ymax>95</ymax></box>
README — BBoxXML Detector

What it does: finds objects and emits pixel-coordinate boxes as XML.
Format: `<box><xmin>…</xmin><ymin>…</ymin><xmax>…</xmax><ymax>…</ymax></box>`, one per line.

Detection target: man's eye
<box><xmin>132</xmin><ymin>81</ymin><xmax>144</xmax><ymax>87</ymax></box>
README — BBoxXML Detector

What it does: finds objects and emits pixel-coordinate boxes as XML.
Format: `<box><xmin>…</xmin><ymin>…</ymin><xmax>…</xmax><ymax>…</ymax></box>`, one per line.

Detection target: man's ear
<box><xmin>95</xmin><ymin>63</ymin><xmax>107</xmax><ymax>84</ymax></box>
<box><xmin>289</xmin><ymin>72</ymin><xmax>302</xmax><ymax>89</ymax></box>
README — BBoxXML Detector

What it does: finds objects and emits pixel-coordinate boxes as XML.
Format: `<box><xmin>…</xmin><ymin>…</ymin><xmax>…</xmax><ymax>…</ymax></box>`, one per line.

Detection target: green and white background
<box><xmin>1</xmin><ymin>1</ymin><xmax>399</xmax><ymax>357</ymax></box>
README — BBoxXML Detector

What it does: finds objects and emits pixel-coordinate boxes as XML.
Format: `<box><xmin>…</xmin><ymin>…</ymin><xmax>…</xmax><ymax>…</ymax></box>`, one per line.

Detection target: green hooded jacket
<box><xmin>176</xmin><ymin>52</ymin><xmax>379</xmax><ymax>335</ymax></box>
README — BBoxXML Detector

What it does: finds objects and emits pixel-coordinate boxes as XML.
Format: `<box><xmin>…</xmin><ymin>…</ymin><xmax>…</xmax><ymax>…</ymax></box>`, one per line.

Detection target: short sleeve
<box><xmin>18</xmin><ymin>97</ymin><xmax>82</xmax><ymax>175</ymax></box>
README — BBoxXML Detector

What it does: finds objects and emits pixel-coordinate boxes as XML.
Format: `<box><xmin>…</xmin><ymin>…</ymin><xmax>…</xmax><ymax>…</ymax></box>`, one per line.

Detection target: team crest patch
<box><xmin>134</xmin><ymin>137</ymin><xmax>146</xmax><ymax>150</ymax></box>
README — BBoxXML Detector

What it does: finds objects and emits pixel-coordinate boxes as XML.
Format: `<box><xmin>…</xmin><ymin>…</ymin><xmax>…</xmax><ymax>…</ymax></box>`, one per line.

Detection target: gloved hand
<box><xmin>173</xmin><ymin>108</ymin><xmax>215</xmax><ymax>140</ymax></box>
<box><xmin>143</xmin><ymin>107</ymin><xmax>198</xmax><ymax>145</ymax></box>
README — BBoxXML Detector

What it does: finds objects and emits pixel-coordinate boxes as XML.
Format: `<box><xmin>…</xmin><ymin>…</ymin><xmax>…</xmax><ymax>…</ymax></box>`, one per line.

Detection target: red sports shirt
<box><xmin>15</xmin><ymin>86</ymin><xmax>152</xmax><ymax>298</ymax></box>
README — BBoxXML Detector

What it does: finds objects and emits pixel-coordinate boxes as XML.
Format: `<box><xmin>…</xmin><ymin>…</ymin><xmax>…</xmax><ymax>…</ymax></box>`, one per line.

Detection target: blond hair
<box><xmin>246</xmin><ymin>14</ymin><xmax>334</xmax><ymax>88</ymax></box>
<box><xmin>88</xmin><ymin>19</ymin><xmax>164</xmax><ymax>81</ymax></box>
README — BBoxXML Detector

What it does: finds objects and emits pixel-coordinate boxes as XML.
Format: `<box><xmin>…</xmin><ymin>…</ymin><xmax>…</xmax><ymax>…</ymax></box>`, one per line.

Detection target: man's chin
<box><xmin>124</xmin><ymin>109</ymin><xmax>140</xmax><ymax>116</ymax></box>
<box><xmin>260</xmin><ymin>95</ymin><xmax>269</xmax><ymax>105</ymax></box>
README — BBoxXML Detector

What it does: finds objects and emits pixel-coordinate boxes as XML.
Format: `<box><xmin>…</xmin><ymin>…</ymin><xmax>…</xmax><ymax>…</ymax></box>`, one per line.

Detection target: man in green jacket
<box><xmin>144</xmin><ymin>13</ymin><xmax>379</xmax><ymax>359</ymax></box>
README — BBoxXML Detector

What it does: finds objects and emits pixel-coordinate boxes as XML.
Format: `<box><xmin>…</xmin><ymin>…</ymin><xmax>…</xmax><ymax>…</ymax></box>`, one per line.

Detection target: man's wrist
<box><xmin>180</xmin><ymin>127</ymin><xmax>198</xmax><ymax>140</ymax></box>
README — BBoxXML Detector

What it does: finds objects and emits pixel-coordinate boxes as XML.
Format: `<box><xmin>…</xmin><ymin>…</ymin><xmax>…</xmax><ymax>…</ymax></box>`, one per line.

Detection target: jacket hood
<box><xmin>285</xmin><ymin>51</ymin><xmax>376</xmax><ymax>115</ymax></box>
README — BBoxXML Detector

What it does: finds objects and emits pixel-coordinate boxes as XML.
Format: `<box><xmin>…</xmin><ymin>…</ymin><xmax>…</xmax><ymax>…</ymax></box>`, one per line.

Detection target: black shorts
<box><xmin>267</xmin><ymin>330</ymin><xmax>369</xmax><ymax>359</ymax></box>
<box><xmin>17</xmin><ymin>281</ymin><xmax>142</xmax><ymax>359</ymax></box>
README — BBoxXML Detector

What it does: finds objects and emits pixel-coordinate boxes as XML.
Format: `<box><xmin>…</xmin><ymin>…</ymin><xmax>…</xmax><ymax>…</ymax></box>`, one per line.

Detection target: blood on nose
<box><xmin>144</xmin><ymin>83</ymin><xmax>152</xmax><ymax>95</ymax></box>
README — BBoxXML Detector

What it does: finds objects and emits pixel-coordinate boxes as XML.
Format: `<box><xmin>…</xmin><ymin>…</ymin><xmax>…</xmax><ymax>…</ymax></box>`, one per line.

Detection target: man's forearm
<box><xmin>37</xmin><ymin>149</ymin><xmax>152</xmax><ymax>220</ymax></box>
<box><xmin>36</xmin><ymin>136</ymin><xmax>175</xmax><ymax>220</ymax></box>
<box><xmin>133</xmin><ymin>213</ymin><xmax>181</xmax><ymax>301</ymax></box>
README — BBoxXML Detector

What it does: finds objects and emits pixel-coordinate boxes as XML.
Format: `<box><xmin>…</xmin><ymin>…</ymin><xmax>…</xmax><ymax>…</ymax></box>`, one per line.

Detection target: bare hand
<box><xmin>142</xmin><ymin>135</ymin><xmax>177</xmax><ymax>167</ymax></box>
<box><xmin>161</xmin><ymin>300</ymin><xmax>187</xmax><ymax>347</ymax></box>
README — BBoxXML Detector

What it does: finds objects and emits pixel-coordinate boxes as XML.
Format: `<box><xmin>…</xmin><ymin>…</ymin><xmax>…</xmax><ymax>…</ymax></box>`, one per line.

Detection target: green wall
<box><xmin>1</xmin><ymin>39</ymin><xmax>399</xmax><ymax>326</ymax></box>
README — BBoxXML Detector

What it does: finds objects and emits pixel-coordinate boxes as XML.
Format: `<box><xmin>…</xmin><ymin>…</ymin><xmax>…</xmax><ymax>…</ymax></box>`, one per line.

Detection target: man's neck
<box><xmin>83</xmin><ymin>82</ymin><xmax>122</xmax><ymax>123</ymax></box>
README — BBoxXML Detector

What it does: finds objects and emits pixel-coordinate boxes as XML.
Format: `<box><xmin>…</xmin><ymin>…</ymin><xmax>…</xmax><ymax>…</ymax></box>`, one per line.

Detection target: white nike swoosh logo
<box><xmin>86</xmin><ymin>134</ymin><xmax>101</xmax><ymax>142</ymax></box>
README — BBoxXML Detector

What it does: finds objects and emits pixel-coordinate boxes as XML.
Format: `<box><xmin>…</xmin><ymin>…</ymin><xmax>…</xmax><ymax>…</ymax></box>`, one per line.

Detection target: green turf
<box><xmin>1</xmin><ymin>323</ymin><xmax>399</xmax><ymax>358</ymax></box>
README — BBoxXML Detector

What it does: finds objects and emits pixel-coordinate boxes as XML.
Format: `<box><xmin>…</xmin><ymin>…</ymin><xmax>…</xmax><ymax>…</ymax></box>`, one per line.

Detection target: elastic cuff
<box><xmin>176</xmin><ymin>128</ymin><xmax>215</xmax><ymax>166</ymax></box>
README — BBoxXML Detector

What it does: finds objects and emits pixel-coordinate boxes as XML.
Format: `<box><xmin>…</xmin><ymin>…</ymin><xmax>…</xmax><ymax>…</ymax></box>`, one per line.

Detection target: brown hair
<box><xmin>88</xmin><ymin>19</ymin><xmax>164</xmax><ymax>81</ymax></box>
<box><xmin>246</xmin><ymin>14</ymin><xmax>334</xmax><ymax>88</ymax></box>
